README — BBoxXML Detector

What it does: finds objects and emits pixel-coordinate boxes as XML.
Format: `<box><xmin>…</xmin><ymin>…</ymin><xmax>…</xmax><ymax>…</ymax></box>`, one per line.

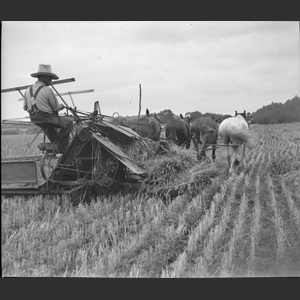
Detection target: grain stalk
<box><xmin>281</xmin><ymin>179</ymin><xmax>300</xmax><ymax>228</ymax></box>
<box><xmin>267</xmin><ymin>175</ymin><xmax>285</xmax><ymax>266</ymax></box>
<box><xmin>247</xmin><ymin>151</ymin><xmax>264</xmax><ymax>181</ymax></box>
<box><xmin>201</xmin><ymin>173</ymin><xmax>244</xmax><ymax>272</ymax></box>
<box><xmin>168</xmin><ymin>182</ymin><xmax>229</xmax><ymax>277</ymax></box>
<box><xmin>220</xmin><ymin>192</ymin><xmax>248</xmax><ymax>276</ymax></box>
<box><xmin>203</xmin><ymin>198</ymin><xmax>231</xmax><ymax>265</ymax></box>
<box><xmin>129</xmin><ymin>263</ymin><xmax>141</xmax><ymax>277</ymax></box>
<box><xmin>192</xmin><ymin>256</ymin><xmax>208</xmax><ymax>277</ymax></box>
<box><xmin>247</xmin><ymin>176</ymin><xmax>262</xmax><ymax>276</ymax></box>
<box><xmin>161</xmin><ymin>251</ymin><xmax>187</xmax><ymax>278</ymax></box>
<box><xmin>186</xmin><ymin>181</ymin><xmax>228</xmax><ymax>256</ymax></box>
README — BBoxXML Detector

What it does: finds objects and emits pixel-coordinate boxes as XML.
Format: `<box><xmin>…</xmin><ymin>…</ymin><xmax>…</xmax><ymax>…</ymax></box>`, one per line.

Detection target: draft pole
<box><xmin>22</xmin><ymin>128</ymin><xmax>44</xmax><ymax>155</ymax></box>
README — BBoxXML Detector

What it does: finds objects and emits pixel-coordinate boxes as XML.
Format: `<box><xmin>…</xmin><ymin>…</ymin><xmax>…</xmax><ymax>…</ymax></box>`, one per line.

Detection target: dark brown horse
<box><xmin>213</xmin><ymin>114</ymin><xmax>232</xmax><ymax>124</ymax></box>
<box><xmin>191</xmin><ymin>117</ymin><xmax>219</xmax><ymax>162</ymax></box>
<box><xmin>165</xmin><ymin>114</ymin><xmax>191</xmax><ymax>149</ymax></box>
<box><xmin>130</xmin><ymin>109</ymin><xmax>161</xmax><ymax>141</ymax></box>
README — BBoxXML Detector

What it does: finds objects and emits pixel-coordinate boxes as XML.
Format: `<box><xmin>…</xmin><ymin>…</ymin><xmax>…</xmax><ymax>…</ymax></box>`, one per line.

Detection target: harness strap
<box><xmin>30</xmin><ymin>85</ymin><xmax>45</xmax><ymax>98</ymax></box>
<box><xmin>28</xmin><ymin>85</ymin><xmax>45</xmax><ymax>114</ymax></box>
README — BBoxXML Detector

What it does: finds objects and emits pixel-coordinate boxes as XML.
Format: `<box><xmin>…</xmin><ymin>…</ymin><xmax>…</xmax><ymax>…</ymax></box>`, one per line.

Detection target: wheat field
<box><xmin>1</xmin><ymin>123</ymin><xmax>300</xmax><ymax>277</ymax></box>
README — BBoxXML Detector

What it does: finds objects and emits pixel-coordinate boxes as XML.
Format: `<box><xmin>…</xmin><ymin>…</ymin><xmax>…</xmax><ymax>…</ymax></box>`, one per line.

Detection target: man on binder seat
<box><xmin>23</xmin><ymin>64</ymin><xmax>74</xmax><ymax>152</ymax></box>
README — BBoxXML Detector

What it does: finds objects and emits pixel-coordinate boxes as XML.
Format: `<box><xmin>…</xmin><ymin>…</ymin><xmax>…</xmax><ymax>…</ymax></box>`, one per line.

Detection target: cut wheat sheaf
<box><xmin>123</xmin><ymin>139</ymin><xmax>223</xmax><ymax>200</ymax></box>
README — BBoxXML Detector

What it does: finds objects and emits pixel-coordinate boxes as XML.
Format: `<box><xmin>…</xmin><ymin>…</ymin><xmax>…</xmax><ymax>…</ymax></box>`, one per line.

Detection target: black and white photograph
<box><xmin>1</xmin><ymin>21</ymin><xmax>300</xmax><ymax>278</ymax></box>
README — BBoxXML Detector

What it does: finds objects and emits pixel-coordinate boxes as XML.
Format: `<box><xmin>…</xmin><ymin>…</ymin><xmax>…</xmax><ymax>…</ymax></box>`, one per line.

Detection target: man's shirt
<box><xmin>23</xmin><ymin>81</ymin><xmax>64</xmax><ymax>114</ymax></box>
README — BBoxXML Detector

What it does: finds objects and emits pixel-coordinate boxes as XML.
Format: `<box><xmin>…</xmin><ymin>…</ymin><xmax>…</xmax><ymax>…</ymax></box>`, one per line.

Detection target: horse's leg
<box><xmin>241</xmin><ymin>144</ymin><xmax>246</xmax><ymax>168</ymax></box>
<box><xmin>186</xmin><ymin>136</ymin><xmax>191</xmax><ymax>149</ymax></box>
<box><xmin>192</xmin><ymin>131</ymin><xmax>200</xmax><ymax>159</ymax></box>
<box><xmin>212</xmin><ymin>145</ymin><xmax>216</xmax><ymax>162</ymax></box>
<box><xmin>212</xmin><ymin>136</ymin><xmax>217</xmax><ymax>162</ymax></box>
<box><xmin>229</xmin><ymin>152</ymin><xmax>236</xmax><ymax>175</ymax></box>
<box><xmin>221</xmin><ymin>133</ymin><xmax>231</xmax><ymax>169</ymax></box>
<box><xmin>192</xmin><ymin>135</ymin><xmax>198</xmax><ymax>152</ymax></box>
<box><xmin>201</xmin><ymin>131</ymin><xmax>209</xmax><ymax>159</ymax></box>
<box><xmin>230</xmin><ymin>144</ymin><xmax>242</xmax><ymax>174</ymax></box>
<box><xmin>226</xmin><ymin>145</ymin><xmax>235</xmax><ymax>174</ymax></box>
<box><xmin>225</xmin><ymin>144</ymin><xmax>230</xmax><ymax>167</ymax></box>
<box><xmin>199</xmin><ymin>133</ymin><xmax>207</xmax><ymax>160</ymax></box>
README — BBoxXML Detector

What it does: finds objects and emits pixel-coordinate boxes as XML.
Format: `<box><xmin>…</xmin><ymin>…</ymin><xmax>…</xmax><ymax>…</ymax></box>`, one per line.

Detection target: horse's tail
<box><xmin>228</xmin><ymin>127</ymin><xmax>256</xmax><ymax>150</ymax></box>
<box><xmin>199</xmin><ymin>123</ymin><xmax>218</xmax><ymax>145</ymax></box>
<box><xmin>207</xmin><ymin>127</ymin><xmax>218</xmax><ymax>145</ymax></box>
<box><xmin>240</xmin><ymin>129</ymin><xmax>256</xmax><ymax>149</ymax></box>
<box><xmin>166</xmin><ymin>127</ymin><xmax>178</xmax><ymax>144</ymax></box>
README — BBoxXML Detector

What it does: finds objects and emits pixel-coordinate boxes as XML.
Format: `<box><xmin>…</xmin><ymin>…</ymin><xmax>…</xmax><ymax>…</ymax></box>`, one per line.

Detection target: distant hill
<box><xmin>252</xmin><ymin>96</ymin><xmax>300</xmax><ymax>124</ymax></box>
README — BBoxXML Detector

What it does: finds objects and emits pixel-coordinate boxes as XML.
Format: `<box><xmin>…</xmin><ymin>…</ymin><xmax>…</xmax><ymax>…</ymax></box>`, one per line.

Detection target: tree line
<box><xmin>153</xmin><ymin>96</ymin><xmax>300</xmax><ymax>125</ymax></box>
<box><xmin>2</xmin><ymin>96</ymin><xmax>299</xmax><ymax>135</ymax></box>
<box><xmin>251</xmin><ymin>96</ymin><xmax>300</xmax><ymax>124</ymax></box>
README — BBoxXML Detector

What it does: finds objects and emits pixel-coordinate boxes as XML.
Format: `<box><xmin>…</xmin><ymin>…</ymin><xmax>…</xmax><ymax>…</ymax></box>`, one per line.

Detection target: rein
<box><xmin>201</xmin><ymin>144</ymin><xmax>239</xmax><ymax>152</ymax></box>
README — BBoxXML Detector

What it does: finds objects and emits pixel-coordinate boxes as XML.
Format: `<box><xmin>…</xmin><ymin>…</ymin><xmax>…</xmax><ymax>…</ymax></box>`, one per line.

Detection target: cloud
<box><xmin>2</xmin><ymin>21</ymin><xmax>299</xmax><ymax>120</ymax></box>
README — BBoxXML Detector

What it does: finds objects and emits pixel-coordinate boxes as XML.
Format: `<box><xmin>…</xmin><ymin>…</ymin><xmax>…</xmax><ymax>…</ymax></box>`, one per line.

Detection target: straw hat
<box><xmin>31</xmin><ymin>64</ymin><xmax>59</xmax><ymax>79</ymax></box>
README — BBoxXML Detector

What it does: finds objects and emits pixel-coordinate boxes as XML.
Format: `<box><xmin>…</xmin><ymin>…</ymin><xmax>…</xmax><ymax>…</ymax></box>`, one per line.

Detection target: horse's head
<box><xmin>235</xmin><ymin>110</ymin><xmax>247</xmax><ymax>120</ymax></box>
<box><xmin>130</xmin><ymin>114</ymin><xmax>161</xmax><ymax>141</ymax></box>
<box><xmin>179</xmin><ymin>113</ymin><xmax>187</xmax><ymax>122</ymax></box>
<box><xmin>179</xmin><ymin>113</ymin><xmax>193</xmax><ymax>126</ymax></box>
<box><xmin>235</xmin><ymin>110</ymin><xmax>251</xmax><ymax>128</ymax></box>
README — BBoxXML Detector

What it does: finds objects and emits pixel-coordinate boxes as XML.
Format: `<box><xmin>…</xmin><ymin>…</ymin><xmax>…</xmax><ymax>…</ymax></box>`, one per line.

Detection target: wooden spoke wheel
<box><xmin>105</xmin><ymin>156</ymin><xmax>119</xmax><ymax>172</ymax></box>
<box><xmin>40</xmin><ymin>150</ymin><xmax>59</xmax><ymax>181</ymax></box>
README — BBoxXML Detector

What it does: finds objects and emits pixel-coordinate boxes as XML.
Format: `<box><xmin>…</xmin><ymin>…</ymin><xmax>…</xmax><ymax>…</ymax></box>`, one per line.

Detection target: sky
<box><xmin>1</xmin><ymin>21</ymin><xmax>299</xmax><ymax>121</ymax></box>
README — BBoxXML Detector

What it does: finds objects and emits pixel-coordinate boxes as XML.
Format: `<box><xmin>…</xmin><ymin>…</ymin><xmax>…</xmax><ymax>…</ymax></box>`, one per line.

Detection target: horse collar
<box><xmin>236</xmin><ymin>114</ymin><xmax>246</xmax><ymax>121</ymax></box>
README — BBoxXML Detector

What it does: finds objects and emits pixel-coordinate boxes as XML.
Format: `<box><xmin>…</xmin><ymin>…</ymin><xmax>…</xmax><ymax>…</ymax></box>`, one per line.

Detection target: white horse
<box><xmin>219</xmin><ymin>111</ymin><xmax>256</xmax><ymax>174</ymax></box>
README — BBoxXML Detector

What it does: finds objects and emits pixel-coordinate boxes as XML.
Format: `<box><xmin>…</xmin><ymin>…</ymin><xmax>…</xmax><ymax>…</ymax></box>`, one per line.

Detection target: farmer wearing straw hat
<box><xmin>23</xmin><ymin>64</ymin><xmax>74</xmax><ymax>150</ymax></box>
